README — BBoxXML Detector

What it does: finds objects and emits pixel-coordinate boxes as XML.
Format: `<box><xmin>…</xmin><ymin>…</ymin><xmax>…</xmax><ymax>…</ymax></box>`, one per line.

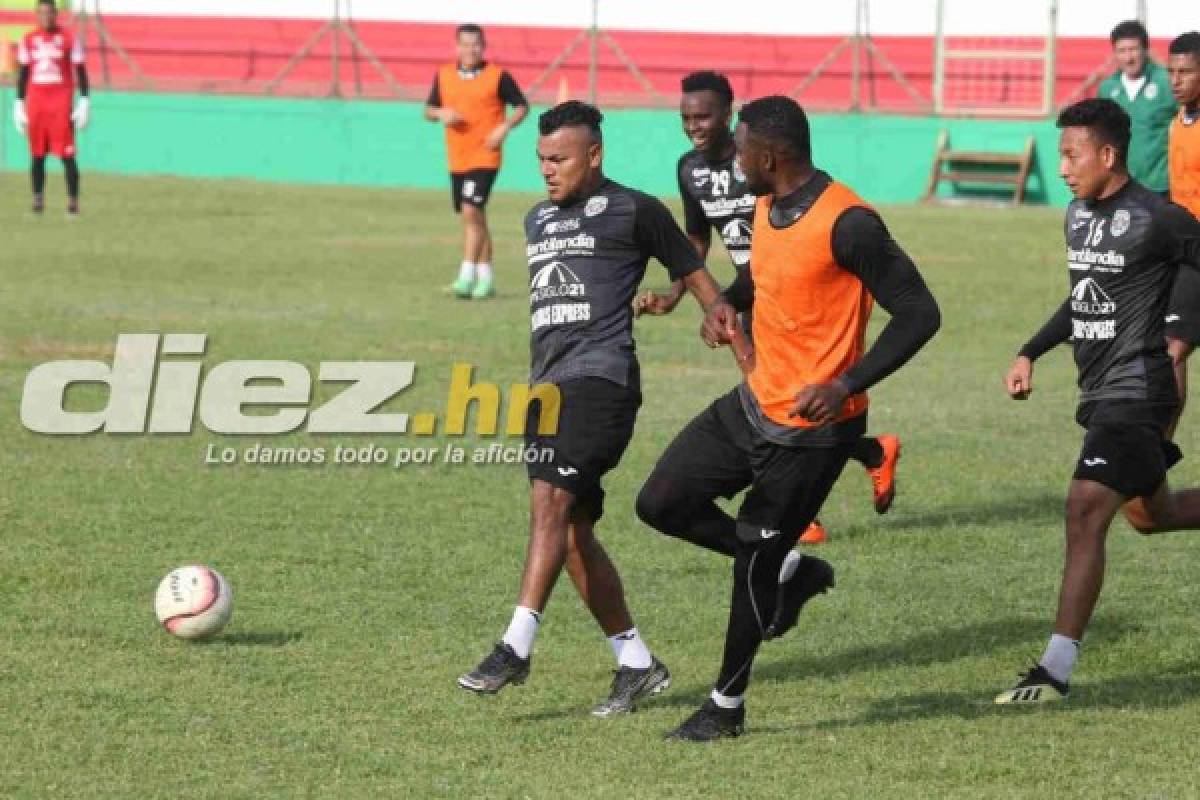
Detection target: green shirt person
<box><xmin>1097</xmin><ymin>20</ymin><xmax>1177</xmax><ymax>192</ymax></box>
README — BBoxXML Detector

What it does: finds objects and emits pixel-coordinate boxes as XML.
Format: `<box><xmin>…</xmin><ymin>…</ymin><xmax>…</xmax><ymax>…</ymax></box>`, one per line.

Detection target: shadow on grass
<box><xmin>626</xmin><ymin>614</ymin><xmax>1143</xmax><ymax>716</ymax></box>
<box><xmin>834</xmin><ymin>489</ymin><xmax>1065</xmax><ymax>540</ymax></box>
<box><xmin>754</xmin><ymin>661</ymin><xmax>1200</xmax><ymax>737</ymax></box>
<box><xmin>193</xmin><ymin>631</ymin><xmax>304</xmax><ymax>646</ymax></box>
<box><xmin>512</xmin><ymin>615</ymin><xmax>1143</xmax><ymax>723</ymax></box>
<box><xmin>754</xmin><ymin>614</ymin><xmax>1140</xmax><ymax>684</ymax></box>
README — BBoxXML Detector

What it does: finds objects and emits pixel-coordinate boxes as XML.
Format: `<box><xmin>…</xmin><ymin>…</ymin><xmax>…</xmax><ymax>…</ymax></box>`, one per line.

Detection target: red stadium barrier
<box><xmin>0</xmin><ymin>12</ymin><xmax>1172</xmax><ymax>113</ymax></box>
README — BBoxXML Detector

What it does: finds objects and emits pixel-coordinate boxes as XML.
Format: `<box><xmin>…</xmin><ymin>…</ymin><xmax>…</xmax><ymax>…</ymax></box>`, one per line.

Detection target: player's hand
<box><xmin>13</xmin><ymin>99</ymin><xmax>27</xmax><ymax>135</ymax></box>
<box><xmin>701</xmin><ymin>299</ymin><xmax>739</xmax><ymax>348</ymax></box>
<box><xmin>1005</xmin><ymin>356</ymin><xmax>1034</xmax><ymax>400</ymax></box>
<box><xmin>634</xmin><ymin>288</ymin><xmax>683</xmax><ymax>317</ymax></box>
<box><xmin>484</xmin><ymin>124</ymin><xmax>508</xmax><ymax>150</ymax></box>
<box><xmin>788</xmin><ymin>380</ymin><xmax>850</xmax><ymax>426</ymax></box>
<box><xmin>440</xmin><ymin>108</ymin><xmax>464</xmax><ymax>127</ymax></box>
<box><xmin>71</xmin><ymin>97</ymin><xmax>90</xmax><ymax>131</ymax></box>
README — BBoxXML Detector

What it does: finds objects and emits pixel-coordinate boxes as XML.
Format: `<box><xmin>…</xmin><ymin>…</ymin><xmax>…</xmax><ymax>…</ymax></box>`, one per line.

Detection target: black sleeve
<box><xmin>1018</xmin><ymin>299</ymin><xmax>1072</xmax><ymax>360</ymax></box>
<box><xmin>633</xmin><ymin>192</ymin><xmax>704</xmax><ymax>280</ymax></box>
<box><xmin>76</xmin><ymin>65</ymin><xmax>89</xmax><ymax>97</ymax></box>
<box><xmin>677</xmin><ymin>159</ymin><xmax>710</xmax><ymax>239</ymax></box>
<box><xmin>17</xmin><ymin>65</ymin><xmax>29</xmax><ymax>100</ymax></box>
<box><xmin>722</xmin><ymin>268</ymin><xmax>754</xmax><ymax>312</ymax></box>
<box><xmin>498</xmin><ymin>71</ymin><xmax>527</xmax><ymax>107</ymax></box>
<box><xmin>832</xmin><ymin>207</ymin><xmax>941</xmax><ymax>395</ymax></box>
<box><xmin>426</xmin><ymin>75</ymin><xmax>441</xmax><ymax>107</ymax></box>
<box><xmin>1154</xmin><ymin>202</ymin><xmax>1200</xmax><ymax>272</ymax></box>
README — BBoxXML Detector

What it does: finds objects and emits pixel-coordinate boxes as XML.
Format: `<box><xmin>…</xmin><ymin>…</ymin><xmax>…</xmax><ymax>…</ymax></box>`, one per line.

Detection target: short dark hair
<box><xmin>738</xmin><ymin>95</ymin><xmax>811</xmax><ymax>163</ymax></box>
<box><xmin>681</xmin><ymin>71</ymin><xmax>734</xmax><ymax>108</ymax></box>
<box><xmin>1110</xmin><ymin>20</ymin><xmax>1148</xmax><ymax>48</ymax></box>
<box><xmin>1056</xmin><ymin>98</ymin><xmax>1131</xmax><ymax>164</ymax></box>
<box><xmin>36</xmin><ymin>0</ymin><xmax>55</xmax><ymax>8</ymax></box>
<box><xmin>538</xmin><ymin>101</ymin><xmax>604</xmax><ymax>142</ymax></box>
<box><xmin>1169</xmin><ymin>31</ymin><xmax>1200</xmax><ymax>60</ymax></box>
<box><xmin>456</xmin><ymin>23</ymin><xmax>484</xmax><ymax>41</ymax></box>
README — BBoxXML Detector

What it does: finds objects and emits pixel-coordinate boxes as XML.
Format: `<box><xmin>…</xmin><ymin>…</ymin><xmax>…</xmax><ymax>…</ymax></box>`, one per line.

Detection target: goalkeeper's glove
<box><xmin>13</xmin><ymin>99</ymin><xmax>27</xmax><ymax>134</ymax></box>
<box><xmin>71</xmin><ymin>97</ymin><xmax>90</xmax><ymax>130</ymax></box>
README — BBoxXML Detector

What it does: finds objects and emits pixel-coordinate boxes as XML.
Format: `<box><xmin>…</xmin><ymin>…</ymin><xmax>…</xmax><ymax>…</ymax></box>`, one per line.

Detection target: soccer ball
<box><xmin>154</xmin><ymin>565</ymin><xmax>233</xmax><ymax>639</ymax></box>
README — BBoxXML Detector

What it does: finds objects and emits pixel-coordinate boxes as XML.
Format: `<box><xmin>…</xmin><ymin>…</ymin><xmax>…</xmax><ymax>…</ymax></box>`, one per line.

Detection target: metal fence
<box><xmin>0</xmin><ymin>0</ymin><xmax>1166</xmax><ymax>118</ymax></box>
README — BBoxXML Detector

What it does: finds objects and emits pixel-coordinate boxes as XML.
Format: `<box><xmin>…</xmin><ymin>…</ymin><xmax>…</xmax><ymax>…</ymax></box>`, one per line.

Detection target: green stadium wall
<box><xmin>0</xmin><ymin>89</ymin><xmax>1073</xmax><ymax>205</ymax></box>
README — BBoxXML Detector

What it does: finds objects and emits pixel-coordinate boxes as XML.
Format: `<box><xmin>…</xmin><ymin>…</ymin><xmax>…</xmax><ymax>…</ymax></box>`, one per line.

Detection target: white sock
<box><xmin>1039</xmin><ymin>633</ymin><xmax>1079</xmax><ymax>683</ymax></box>
<box><xmin>476</xmin><ymin>262</ymin><xmax>493</xmax><ymax>282</ymax></box>
<box><xmin>778</xmin><ymin>550</ymin><xmax>804</xmax><ymax>583</ymax></box>
<box><xmin>710</xmin><ymin>689</ymin><xmax>744</xmax><ymax>709</ymax></box>
<box><xmin>457</xmin><ymin>260</ymin><xmax>476</xmax><ymax>283</ymax></box>
<box><xmin>501</xmin><ymin>606</ymin><xmax>540</xmax><ymax>660</ymax></box>
<box><xmin>608</xmin><ymin>627</ymin><xmax>653</xmax><ymax>669</ymax></box>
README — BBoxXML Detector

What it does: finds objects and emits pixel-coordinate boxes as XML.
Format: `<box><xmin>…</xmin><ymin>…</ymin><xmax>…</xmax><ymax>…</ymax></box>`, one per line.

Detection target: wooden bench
<box><xmin>923</xmin><ymin>131</ymin><xmax>1036</xmax><ymax>206</ymax></box>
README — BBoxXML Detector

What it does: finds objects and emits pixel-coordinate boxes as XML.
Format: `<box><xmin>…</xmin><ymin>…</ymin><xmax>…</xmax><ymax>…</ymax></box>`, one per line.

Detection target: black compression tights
<box><xmin>31</xmin><ymin>156</ymin><xmax>46</xmax><ymax>195</ymax></box>
<box><xmin>31</xmin><ymin>157</ymin><xmax>80</xmax><ymax>199</ymax></box>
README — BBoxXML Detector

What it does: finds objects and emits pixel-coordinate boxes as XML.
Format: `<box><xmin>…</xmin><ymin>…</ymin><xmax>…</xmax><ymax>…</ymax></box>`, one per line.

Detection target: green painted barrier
<box><xmin>0</xmin><ymin>90</ymin><xmax>1074</xmax><ymax>205</ymax></box>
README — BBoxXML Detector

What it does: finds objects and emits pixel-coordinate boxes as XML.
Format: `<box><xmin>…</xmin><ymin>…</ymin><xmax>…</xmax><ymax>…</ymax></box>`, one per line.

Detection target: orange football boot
<box><xmin>867</xmin><ymin>434</ymin><xmax>901</xmax><ymax>514</ymax></box>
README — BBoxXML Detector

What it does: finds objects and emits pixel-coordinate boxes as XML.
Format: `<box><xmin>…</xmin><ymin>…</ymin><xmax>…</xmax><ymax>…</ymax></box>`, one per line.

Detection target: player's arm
<box><xmin>631</xmin><ymin>191</ymin><xmax>728</xmax><ymax>310</ymax></box>
<box><xmin>1006</xmin><ymin>299</ymin><xmax>1071</xmax><ymax>400</ymax></box>
<box><xmin>635</xmin><ymin>167</ymin><xmax>710</xmax><ymax>317</ymax></box>
<box><xmin>422</xmin><ymin>75</ymin><xmax>462</xmax><ymax>126</ymax></box>
<box><xmin>72</xmin><ymin>68</ymin><xmax>91</xmax><ymax>129</ymax></box>
<box><xmin>484</xmin><ymin>72</ymin><xmax>529</xmax><ymax>150</ymax></box>
<box><xmin>791</xmin><ymin>207</ymin><xmax>941</xmax><ymax>424</ymax></box>
<box><xmin>722</xmin><ymin>268</ymin><xmax>754</xmax><ymax>313</ymax></box>
<box><xmin>626</xmin><ymin>192</ymin><xmax>752</xmax><ymax>370</ymax></box>
<box><xmin>70</xmin><ymin>34</ymin><xmax>90</xmax><ymax>129</ymax></box>
<box><xmin>13</xmin><ymin>41</ymin><xmax>29</xmax><ymax>134</ymax></box>
<box><xmin>680</xmin><ymin>172</ymin><xmax>712</xmax><ymax>262</ymax></box>
<box><xmin>1155</xmin><ymin>201</ymin><xmax>1200</xmax><ymax>272</ymax></box>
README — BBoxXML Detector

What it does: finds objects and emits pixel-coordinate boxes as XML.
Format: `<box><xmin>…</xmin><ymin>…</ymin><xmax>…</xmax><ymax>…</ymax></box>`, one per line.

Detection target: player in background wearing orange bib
<box><xmin>13</xmin><ymin>0</ymin><xmax>90</xmax><ymax>216</ymax></box>
<box><xmin>635</xmin><ymin>96</ymin><xmax>940</xmax><ymax>740</ymax></box>
<box><xmin>1170</xmin><ymin>33</ymin><xmax>1200</xmax><ymax>226</ymax></box>
<box><xmin>424</xmin><ymin>24</ymin><xmax>528</xmax><ymax>299</ymax></box>
<box><xmin>1160</xmin><ymin>32</ymin><xmax>1200</xmax><ymax>439</ymax></box>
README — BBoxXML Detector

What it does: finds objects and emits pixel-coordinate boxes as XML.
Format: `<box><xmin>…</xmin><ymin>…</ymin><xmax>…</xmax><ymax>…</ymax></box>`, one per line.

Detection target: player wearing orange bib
<box><xmin>1168</xmin><ymin>34</ymin><xmax>1200</xmax><ymax>220</ymax></box>
<box><xmin>636</xmin><ymin>70</ymin><xmax>904</xmax><ymax>545</ymax></box>
<box><xmin>1159</xmin><ymin>32</ymin><xmax>1200</xmax><ymax>439</ymax></box>
<box><xmin>13</xmin><ymin>0</ymin><xmax>90</xmax><ymax>215</ymax></box>
<box><xmin>635</xmin><ymin>96</ymin><xmax>940</xmax><ymax>740</ymax></box>
<box><xmin>424</xmin><ymin>24</ymin><xmax>528</xmax><ymax>299</ymax></box>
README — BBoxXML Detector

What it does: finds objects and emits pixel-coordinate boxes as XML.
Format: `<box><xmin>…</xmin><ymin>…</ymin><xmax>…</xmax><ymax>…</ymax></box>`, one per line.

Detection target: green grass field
<box><xmin>3</xmin><ymin>173</ymin><xmax>1200</xmax><ymax>799</ymax></box>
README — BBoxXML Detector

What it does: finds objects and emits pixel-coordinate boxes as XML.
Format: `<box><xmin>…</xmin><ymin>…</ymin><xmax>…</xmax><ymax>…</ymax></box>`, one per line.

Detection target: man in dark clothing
<box><xmin>635</xmin><ymin>96</ymin><xmax>941</xmax><ymax>741</ymax></box>
<box><xmin>458</xmin><ymin>102</ymin><xmax>728</xmax><ymax>719</ymax></box>
<box><xmin>997</xmin><ymin>98</ymin><xmax>1200</xmax><ymax>705</ymax></box>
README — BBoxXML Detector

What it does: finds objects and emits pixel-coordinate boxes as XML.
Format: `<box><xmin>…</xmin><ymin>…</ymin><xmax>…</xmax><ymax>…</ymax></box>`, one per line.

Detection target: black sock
<box><xmin>63</xmin><ymin>157</ymin><xmax>80</xmax><ymax>201</ymax></box>
<box><xmin>636</xmin><ymin>476</ymin><xmax>738</xmax><ymax>557</ymax></box>
<box><xmin>849</xmin><ymin>436</ymin><xmax>884</xmax><ymax>468</ymax></box>
<box><xmin>31</xmin><ymin>157</ymin><xmax>47</xmax><ymax>195</ymax></box>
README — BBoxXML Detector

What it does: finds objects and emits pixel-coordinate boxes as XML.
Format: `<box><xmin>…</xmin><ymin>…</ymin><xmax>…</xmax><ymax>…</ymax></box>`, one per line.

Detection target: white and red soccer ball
<box><xmin>154</xmin><ymin>565</ymin><xmax>233</xmax><ymax>639</ymax></box>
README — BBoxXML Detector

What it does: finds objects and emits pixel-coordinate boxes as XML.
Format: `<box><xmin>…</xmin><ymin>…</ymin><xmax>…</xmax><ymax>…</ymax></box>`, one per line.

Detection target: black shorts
<box><xmin>525</xmin><ymin>376</ymin><xmax>641</xmax><ymax>522</ymax></box>
<box><xmin>645</xmin><ymin>388</ymin><xmax>852</xmax><ymax>545</ymax></box>
<box><xmin>1166</xmin><ymin>265</ymin><xmax>1200</xmax><ymax>346</ymax></box>
<box><xmin>1073</xmin><ymin>401</ymin><xmax>1182</xmax><ymax>498</ymax></box>
<box><xmin>450</xmin><ymin>169</ymin><xmax>498</xmax><ymax>212</ymax></box>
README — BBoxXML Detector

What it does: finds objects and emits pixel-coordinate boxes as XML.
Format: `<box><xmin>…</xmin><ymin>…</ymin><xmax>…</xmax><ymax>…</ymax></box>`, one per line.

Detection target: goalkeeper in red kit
<box><xmin>13</xmin><ymin>0</ymin><xmax>90</xmax><ymax>215</ymax></box>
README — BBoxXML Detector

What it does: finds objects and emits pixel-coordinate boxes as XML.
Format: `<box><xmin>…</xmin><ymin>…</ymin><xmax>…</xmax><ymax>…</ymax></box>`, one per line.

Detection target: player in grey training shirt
<box><xmin>459</xmin><ymin>102</ymin><xmax>728</xmax><ymax>717</ymax></box>
<box><xmin>997</xmin><ymin>98</ymin><xmax>1200</xmax><ymax>705</ymax></box>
